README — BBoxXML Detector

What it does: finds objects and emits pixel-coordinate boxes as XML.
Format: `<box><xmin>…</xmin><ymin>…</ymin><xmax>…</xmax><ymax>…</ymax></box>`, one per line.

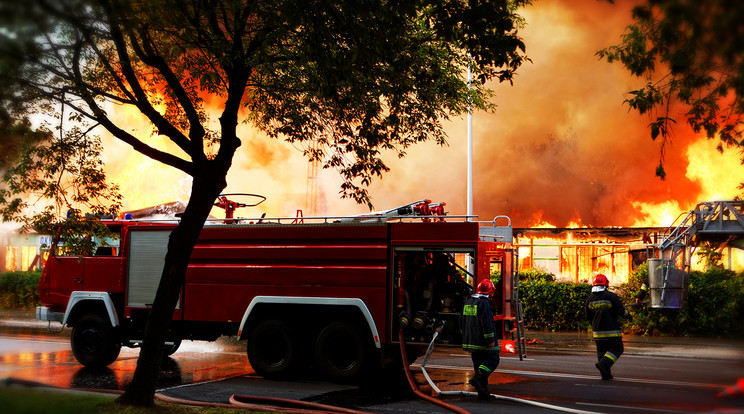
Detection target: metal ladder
<box><xmin>512</xmin><ymin>250</ymin><xmax>527</xmax><ymax>360</ymax></box>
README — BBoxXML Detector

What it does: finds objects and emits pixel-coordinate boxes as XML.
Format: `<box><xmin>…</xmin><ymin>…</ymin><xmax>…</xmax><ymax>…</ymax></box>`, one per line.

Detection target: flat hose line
<box><xmin>2</xmin><ymin>376</ymin><xmax>370</xmax><ymax>413</ymax></box>
<box><xmin>398</xmin><ymin>324</ymin><xmax>471</xmax><ymax>414</ymax></box>
<box><xmin>416</xmin><ymin>328</ymin><xmax>603</xmax><ymax>414</ymax></box>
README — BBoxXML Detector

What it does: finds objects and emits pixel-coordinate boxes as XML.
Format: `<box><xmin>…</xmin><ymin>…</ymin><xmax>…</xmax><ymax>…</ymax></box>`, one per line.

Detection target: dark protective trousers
<box><xmin>595</xmin><ymin>337</ymin><xmax>624</xmax><ymax>367</ymax></box>
<box><xmin>471</xmin><ymin>348</ymin><xmax>500</xmax><ymax>374</ymax></box>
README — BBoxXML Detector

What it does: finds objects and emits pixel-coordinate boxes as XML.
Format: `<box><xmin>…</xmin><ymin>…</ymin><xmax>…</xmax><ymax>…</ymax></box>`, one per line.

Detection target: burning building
<box><xmin>515</xmin><ymin>223</ymin><xmax>744</xmax><ymax>285</ymax></box>
<box><xmin>514</xmin><ymin>227</ymin><xmax>657</xmax><ymax>284</ymax></box>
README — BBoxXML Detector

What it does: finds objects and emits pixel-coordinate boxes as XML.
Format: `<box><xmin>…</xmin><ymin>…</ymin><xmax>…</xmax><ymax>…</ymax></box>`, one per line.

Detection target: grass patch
<box><xmin>0</xmin><ymin>387</ymin><xmax>256</xmax><ymax>414</ymax></box>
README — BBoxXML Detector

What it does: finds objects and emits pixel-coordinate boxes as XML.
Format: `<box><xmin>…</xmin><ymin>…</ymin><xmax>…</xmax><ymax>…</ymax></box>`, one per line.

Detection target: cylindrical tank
<box><xmin>648</xmin><ymin>258</ymin><xmax>684</xmax><ymax>309</ymax></box>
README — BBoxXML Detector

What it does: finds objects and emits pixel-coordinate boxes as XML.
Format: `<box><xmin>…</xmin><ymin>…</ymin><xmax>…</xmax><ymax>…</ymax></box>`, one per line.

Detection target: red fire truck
<box><xmin>36</xmin><ymin>199</ymin><xmax>518</xmax><ymax>381</ymax></box>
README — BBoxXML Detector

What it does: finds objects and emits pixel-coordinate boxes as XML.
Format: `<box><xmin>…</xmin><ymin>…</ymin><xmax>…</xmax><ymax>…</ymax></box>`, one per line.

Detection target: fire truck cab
<box><xmin>36</xmin><ymin>199</ymin><xmax>518</xmax><ymax>381</ymax></box>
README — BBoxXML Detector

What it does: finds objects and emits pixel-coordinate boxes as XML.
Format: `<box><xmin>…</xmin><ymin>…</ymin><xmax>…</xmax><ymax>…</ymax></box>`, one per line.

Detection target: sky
<box><xmin>101</xmin><ymin>0</ymin><xmax>743</xmax><ymax>228</ymax></box>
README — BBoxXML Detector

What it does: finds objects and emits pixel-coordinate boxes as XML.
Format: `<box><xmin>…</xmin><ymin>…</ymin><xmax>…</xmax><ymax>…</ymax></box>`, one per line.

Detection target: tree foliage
<box><xmin>598</xmin><ymin>0</ymin><xmax>744</xmax><ymax>180</ymax></box>
<box><xmin>0</xmin><ymin>0</ymin><xmax>531</xmax><ymax>406</ymax></box>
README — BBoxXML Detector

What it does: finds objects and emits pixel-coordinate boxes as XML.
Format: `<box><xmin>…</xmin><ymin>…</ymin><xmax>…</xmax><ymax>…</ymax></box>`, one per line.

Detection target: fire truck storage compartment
<box><xmin>126</xmin><ymin>230</ymin><xmax>178</xmax><ymax>309</ymax></box>
<box><xmin>392</xmin><ymin>247</ymin><xmax>475</xmax><ymax>346</ymax></box>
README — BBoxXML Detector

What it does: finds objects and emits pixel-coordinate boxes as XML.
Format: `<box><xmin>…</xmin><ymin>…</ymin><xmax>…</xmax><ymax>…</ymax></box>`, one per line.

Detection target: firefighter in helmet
<box><xmin>585</xmin><ymin>273</ymin><xmax>631</xmax><ymax>380</ymax></box>
<box><xmin>459</xmin><ymin>279</ymin><xmax>499</xmax><ymax>400</ymax></box>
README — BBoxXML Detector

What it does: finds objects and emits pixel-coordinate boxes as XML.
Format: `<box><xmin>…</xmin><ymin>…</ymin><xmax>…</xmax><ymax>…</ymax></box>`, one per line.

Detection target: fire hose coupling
<box><xmin>424</xmin><ymin>318</ymin><xmax>446</xmax><ymax>334</ymax></box>
<box><xmin>433</xmin><ymin>320</ymin><xmax>445</xmax><ymax>334</ymax></box>
<box><xmin>413</xmin><ymin>314</ymin><xmax>426</xmax><ymax>330</ymax></box>
<box><xmin>398</xmin><ymin>311</ymin><xmax>411</xmax><ymax>327</ymax></box>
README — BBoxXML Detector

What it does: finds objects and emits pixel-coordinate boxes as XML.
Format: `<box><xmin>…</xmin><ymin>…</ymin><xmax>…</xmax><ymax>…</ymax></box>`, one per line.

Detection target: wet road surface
<box><xmin>0</xmin><ymin>320</ymin><xmax>252</xmax><ymax>391</ymax></box>
<box><xmin>2</xmin><ymin>315</ymin><xmax>744</xmax><ymax>413</ymax></box>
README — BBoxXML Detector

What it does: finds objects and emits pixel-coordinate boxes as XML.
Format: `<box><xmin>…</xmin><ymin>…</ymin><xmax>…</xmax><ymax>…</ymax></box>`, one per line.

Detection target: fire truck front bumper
<box><xmin>36</xmin><ymin>306</ymin><xmax>65</xmax><ymax>323</ymax></box>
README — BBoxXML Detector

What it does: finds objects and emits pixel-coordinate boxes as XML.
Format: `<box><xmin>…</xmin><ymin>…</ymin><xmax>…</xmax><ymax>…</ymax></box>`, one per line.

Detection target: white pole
<box><xmin>467</xmin><ymin>56</ymin><xmax>473</xmax><ymax>220</ymax></box>
<box><xmin>467</xmin><ymin>55</ymin><xmax>474</xmax><ymax>277</ymax></box>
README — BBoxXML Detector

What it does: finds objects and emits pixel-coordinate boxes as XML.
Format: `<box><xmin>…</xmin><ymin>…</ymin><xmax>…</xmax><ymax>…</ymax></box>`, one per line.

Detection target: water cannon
<box><xmin>214</xmin><ymin>196</ymin><xmax>244</xmax><ymax>220</ymax></box>
<box><xmin>213</xmin><ymin>193</ymin><xmax>266</xmax><ymax>223</ymax></box>
<box><xmin>427</xmin><ymin>202</ymin><xmax>446</xmax><ymax>222</ymax></box>
<box><xmin>412</xmin><ymin>200</ymin><xmax>447</xmax><ymax>222</ymax></box>
<box><xmin>412</xmin><ymin>200</ymin><xmax>432</xmax><ymax>217</ymax></box>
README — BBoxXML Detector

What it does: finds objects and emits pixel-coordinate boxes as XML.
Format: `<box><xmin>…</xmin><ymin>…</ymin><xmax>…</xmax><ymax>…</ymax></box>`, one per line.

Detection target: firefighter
<box><xmin>460</xmin><ymin>279</ymin><xmax>499</xmax><ymax>400</ymax></box>
<box><xmin>635</xmin><ymin>281</ymin><xmax>649</xmax><ymax>303</ymax></box>
<box><xmin>585</xmin><ymin>273</ymin><xmax>631</xmax><ymax>380</ymax></box>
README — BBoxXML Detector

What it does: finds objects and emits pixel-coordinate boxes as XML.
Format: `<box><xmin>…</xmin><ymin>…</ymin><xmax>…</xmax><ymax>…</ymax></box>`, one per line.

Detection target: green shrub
<box><xmin>617</xmin><ymin>265</ymin><xmax>744</xmax><ymax>337</ymax></box>
<box><xmin>519</xmin><ymin>267</ymin><xmax>555</xmax><ymax>283</ymax></box>
<box><xmin>518</xmin><ymin>268</ymin><xmax>590</xmax><ymax>331</ymax></box>
<box><xmin>0</xmin><ymin>270</ymin><xmax>41</xmax><ymax>309</ymax></box>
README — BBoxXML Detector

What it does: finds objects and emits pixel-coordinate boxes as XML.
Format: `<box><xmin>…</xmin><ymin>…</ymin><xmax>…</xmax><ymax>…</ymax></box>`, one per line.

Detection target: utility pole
<box><xmin>467</xmin><ymin>55</ymin><xmax>474</xmax><ymax>276</ymax></box>
<box><xmin>467</xmin><ymin>56</ymin><xmax>473</xmax><ymax>221</ymax></box>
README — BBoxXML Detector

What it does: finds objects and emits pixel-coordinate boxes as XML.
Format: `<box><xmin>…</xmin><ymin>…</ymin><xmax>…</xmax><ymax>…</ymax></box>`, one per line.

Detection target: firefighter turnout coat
<box><xmin>460</xmin><ymin>293</ymin><xmax>498</xmax><ymax>351</ymax></box>
<box><xmin>585</xmin><ymin>288</ymin><xmax>630</xmax><ymax>339</ymax></box>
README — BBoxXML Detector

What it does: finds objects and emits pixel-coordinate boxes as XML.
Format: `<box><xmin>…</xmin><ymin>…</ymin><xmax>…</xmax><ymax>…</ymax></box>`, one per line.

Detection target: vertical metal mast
<box><xmin>466</xmin><ymin>55</ymin><xmax>474</xmax><ymax>276</ymax></box>
<box><xmin>467</xmin><ymin>56</ymin><xmax>473</xmax><ymax>221</ymax></box>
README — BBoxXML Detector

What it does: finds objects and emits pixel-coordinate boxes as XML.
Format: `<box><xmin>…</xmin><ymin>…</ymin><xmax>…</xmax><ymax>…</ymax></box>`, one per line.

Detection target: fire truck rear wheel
<box><xmin>71</xmin><ymin>314</ymin><xmax>121</xmax><ymax>367</ymax></box>
<box><xmin>314</xmin><ymin>321</ymin><xmax>369</xmax><ymax>381</ymax></box>
<box><xmin>247</xmin><ymin>319</ymin><xmax>298</xmax><ymax>379</ymax></box>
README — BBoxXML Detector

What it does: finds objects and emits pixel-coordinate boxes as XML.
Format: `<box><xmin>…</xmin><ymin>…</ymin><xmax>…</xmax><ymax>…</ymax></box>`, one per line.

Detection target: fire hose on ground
<box><xmin>3</xmin><ymin>376</ymin><xmax>372</xmax><ymax>414</ymax></box>
<box><xmin>409</xmin><ymin>322</ymin><xmax>603</xmax><ymax>414</ymax></box>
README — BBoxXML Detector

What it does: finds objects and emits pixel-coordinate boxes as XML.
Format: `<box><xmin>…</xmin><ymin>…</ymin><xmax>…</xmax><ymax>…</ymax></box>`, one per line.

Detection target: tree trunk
<box><xmin>116</xmin><ymin>171</ymin><xmax>225</xmax><ymax>406</ymax></box>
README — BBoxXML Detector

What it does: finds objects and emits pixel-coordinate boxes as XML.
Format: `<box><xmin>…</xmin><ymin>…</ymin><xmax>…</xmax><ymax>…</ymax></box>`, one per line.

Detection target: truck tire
<box><xmin>247</xmin><ymin>319</ymin><xmax>297</xmax><ymax>379</ymax></box>
<box><xmin>71</xmin><ymin>314</ymin><xmax>121</xmax><ymax>367</ymax></box>
<box><xmin>314</xmin><ymin>321</ymin><xmax>370</xmax><ymax>381</ymax></box>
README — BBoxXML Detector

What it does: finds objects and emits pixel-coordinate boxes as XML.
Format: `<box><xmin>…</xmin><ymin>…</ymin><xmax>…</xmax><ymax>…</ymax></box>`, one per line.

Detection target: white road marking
<box><xmin>416</xmin><ymin>363</ymin><xmax>726</xmax><ymax>389</ymax></box>
<box><xmin>576</xmin><ymin>402</ymin><xmax>696</xmax><ymax>413</ymax></box>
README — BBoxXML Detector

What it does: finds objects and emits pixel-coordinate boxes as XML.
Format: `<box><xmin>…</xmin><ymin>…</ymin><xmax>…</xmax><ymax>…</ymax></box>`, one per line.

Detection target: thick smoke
<box><xmin>337</xmin><ymin>0</ymin><xmax>737</xmax><ymax>227</ymax></box>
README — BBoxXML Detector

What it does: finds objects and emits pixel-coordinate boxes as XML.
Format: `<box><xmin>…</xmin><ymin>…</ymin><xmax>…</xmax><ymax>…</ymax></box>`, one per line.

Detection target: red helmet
<box><xmin>592</xmin><ymin>274</ymin><xmax>609</xmax><ymax>286</ymax></box>
<box><xmin>476</xmin><ymin>279</ymin><xmax>495</xmax><ymax>296</ymax></box>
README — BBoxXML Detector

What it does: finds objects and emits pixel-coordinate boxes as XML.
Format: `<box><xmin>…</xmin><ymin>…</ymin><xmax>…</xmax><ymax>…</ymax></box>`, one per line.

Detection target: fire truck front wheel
<box><xmin>71</xmin><ymin>314</ymin><xmax>121</xmax><ymax>367</ymax></box>
<box><xmin>314</xmin><ymin>321</ymin><xmax>370</xmax><ymax>382</ymax></box>
<box><xmin>247</xmin><ymin>319</ymin><xmax>298</xmax><ymax>379</ymax></box>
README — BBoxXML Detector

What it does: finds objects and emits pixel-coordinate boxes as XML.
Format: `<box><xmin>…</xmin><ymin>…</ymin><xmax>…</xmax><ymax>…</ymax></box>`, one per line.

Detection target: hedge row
<box><xmin>518</xmin><ymin>266</ymin><xmax>744</xmax><ymax>337</ymax></box>
<box><xmin>520</xmin><ymin>278</ymin><xmax>591</xmax><ymax>331</ymax></box>
<box><xmin>0</xmin><ymin>271</ymin><xmax>41</xmax><ymax>309</ymax></box>
<box><xmin>617</xmin><ymin>264</ymin><xmax>744</xmax><ymax>337</ymax></box>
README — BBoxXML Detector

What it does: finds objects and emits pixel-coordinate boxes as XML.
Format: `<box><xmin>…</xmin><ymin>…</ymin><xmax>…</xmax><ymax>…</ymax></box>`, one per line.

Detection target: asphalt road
<box><xmin>1</xmin><ymin>313</ymin><xmax>743</xmax><ymax>414</ymax></box>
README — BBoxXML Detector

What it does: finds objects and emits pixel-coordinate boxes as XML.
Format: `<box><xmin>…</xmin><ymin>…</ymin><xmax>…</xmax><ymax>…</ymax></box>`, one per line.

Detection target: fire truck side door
<box><xmin>44</xmin><ymin>255</ymin><xmax>85</xmax><ymax>303</ymax></box>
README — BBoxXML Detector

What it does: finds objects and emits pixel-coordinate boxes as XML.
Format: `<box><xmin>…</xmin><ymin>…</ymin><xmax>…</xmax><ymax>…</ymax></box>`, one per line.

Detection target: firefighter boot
<box><xmin>469</xmin><ymin>369</ymin><xmax>495</xmax><ymax>400</ymax></box>
<box><xmin>595</xmin><ymin>359</ymin><xmax>613</xmax><ymax>380</ymax></box>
